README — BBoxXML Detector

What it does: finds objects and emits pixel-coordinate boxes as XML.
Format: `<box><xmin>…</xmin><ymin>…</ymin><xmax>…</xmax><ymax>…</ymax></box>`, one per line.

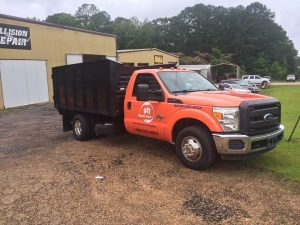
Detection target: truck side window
<box><xmin>133</xmin><ymin>74</ymin><xmax>162</xmax><ymax>97</ymax></box>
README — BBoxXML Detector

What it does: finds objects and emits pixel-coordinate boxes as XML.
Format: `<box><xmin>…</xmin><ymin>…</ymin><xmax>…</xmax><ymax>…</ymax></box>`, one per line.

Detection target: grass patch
<box><xmin>246</xmin><ymin>86</ymin><xmax>300</xmax><ymax>181</ymax></box>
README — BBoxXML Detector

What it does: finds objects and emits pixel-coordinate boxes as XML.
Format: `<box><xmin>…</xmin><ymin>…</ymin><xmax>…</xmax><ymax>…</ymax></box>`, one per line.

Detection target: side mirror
<box><xmin>149</xmin><ymin>90</ymin><xmax>164</xmax><ymax>102</ymax></box>
<box><xmin>219</xmin><ymin>84</ymin><xmax>225</xmax><ymax>90</ymax></box>
<box><xmin>137</xmin><ymin>84</ymin><xmax>149</xmax><ymax>101</ymax></box>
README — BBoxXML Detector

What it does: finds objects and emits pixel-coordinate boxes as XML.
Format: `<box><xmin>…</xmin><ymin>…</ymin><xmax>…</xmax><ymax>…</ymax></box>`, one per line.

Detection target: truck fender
<box><xmin>165</xmin><ymin>109</ymin><xmax>222</xmax><ymax>143</ymax></box>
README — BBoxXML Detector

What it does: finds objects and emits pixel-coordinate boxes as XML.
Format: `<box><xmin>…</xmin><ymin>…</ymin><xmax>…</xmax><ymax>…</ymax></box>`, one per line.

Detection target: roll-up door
<box><xmin>0</xmin><ymin>60</ymin><xmax>49</xmax><ymax>108</ymax></box>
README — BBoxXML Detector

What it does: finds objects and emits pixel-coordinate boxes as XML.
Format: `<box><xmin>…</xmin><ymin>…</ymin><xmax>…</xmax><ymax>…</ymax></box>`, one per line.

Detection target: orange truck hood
<box><xmin>176</xmin><ymin>91</ymin><xmax>272</xmax><ymax>107</ymax></box>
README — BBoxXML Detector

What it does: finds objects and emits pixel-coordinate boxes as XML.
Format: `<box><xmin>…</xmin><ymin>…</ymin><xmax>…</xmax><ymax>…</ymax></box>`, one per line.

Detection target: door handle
<box><xmin>127</xmin><ymin>101</ymin><xmax>131</xmax><ymax>110</ymax></box>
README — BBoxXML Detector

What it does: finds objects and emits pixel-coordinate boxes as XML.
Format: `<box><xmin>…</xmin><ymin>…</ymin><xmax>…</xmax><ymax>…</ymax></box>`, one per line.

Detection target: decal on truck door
<box><xmin>138</xmin><ymin>102</ymin><xmax>154</xmax><ymax>123</ymax></box>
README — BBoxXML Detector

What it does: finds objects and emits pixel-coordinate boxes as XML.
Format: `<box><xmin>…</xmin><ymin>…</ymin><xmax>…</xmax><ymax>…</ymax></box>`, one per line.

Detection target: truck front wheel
<box><xmin>176</xmin><ymin>126</ymin><xmax>216</xmax><ymax>170</ymax></box>
<box><xmin>72</xmin><ymin>114</ymin><xmax>92</xmax><ymax>141</ymax></box>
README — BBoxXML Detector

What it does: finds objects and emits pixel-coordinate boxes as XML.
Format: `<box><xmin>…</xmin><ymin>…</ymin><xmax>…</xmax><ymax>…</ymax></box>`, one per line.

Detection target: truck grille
<box><xmin>240</xmin><ymin>99</ymin><xmax>281</xmax><ymax>136</ymax></box>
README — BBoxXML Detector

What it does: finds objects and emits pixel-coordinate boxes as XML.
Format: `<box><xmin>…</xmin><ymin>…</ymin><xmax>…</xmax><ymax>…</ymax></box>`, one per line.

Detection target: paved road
<box><xmin>0</xmin><ymin>104</ymin><xmax>299</xmax><ymax>224</ymax></box>
<box><xmin>271</xmin><ymin>81</ymin><xmax>300</xmax><ymax>86</ymax></box>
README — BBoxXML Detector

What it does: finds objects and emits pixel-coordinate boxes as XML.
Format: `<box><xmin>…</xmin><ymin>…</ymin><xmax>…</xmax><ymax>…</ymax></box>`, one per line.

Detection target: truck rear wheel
<box><xmin>176</xmin><ymin>126</ymin><xmax>216</xmax><ymax>170</ymax></box>
<box><xmin>72</xmin><ymin>114</ymin><xmax>92</xmax><ymax>141</ymax></box>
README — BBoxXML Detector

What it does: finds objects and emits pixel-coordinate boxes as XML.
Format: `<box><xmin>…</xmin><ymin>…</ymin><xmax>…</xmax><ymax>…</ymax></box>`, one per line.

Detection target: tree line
<box><xmin>45</xmin><ymin>3</ymin><xmax>298</xmax><ymax>79</ymax></box>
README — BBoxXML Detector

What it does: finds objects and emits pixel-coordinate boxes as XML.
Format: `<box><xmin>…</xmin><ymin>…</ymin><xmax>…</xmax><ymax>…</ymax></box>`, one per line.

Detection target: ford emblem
<box><xmin>264</xmin><ymin>113</ymin><xmax>273</xmax><ymax>121</ymax></box>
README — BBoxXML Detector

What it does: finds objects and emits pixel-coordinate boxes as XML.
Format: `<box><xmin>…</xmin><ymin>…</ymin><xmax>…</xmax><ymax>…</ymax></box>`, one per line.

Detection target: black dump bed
<box><xmin>52</xmin><ymin>59</ymin><xmax>175</xmax><ymax>117</ymax></box>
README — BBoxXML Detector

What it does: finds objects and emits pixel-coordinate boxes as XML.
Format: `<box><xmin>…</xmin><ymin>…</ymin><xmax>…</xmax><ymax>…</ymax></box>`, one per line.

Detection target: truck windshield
<box><xmin>158</xmin><ymin>71</ymin><xmax>217</xmax><ymax>94</ymax></box>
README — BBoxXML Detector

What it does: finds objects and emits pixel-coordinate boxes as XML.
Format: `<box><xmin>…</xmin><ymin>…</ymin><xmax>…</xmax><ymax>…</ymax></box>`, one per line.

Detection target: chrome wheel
<box><xmin>74</xmin><ymin>120</ymin><xmax>82</xmax><ymax>136</ymax></box>
<box><xmin>181</xmin><ymin>136</ymin><xmax>202</xmax><ymax>162</ymax></box>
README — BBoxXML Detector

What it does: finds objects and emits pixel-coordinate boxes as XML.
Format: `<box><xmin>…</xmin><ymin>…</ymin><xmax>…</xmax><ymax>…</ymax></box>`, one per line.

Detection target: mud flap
<box><xmin>63</xmin><ymin>114</ymin><xmax>73</xmax><ymax>131</ymax></box>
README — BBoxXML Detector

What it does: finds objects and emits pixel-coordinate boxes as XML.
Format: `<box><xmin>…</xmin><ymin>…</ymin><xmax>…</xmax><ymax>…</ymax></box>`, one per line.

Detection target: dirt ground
<box><xmin>0</xmin><ymin>104</ymin><xmax>300</xmax><ymax>225</ymax></box>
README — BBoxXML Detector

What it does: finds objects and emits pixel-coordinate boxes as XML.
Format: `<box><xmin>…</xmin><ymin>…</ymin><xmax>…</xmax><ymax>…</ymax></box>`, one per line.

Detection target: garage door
<box><xmin>0</xmin><ymin>60</ymin><xmax>49</xmax><ymax>108</ymax></box>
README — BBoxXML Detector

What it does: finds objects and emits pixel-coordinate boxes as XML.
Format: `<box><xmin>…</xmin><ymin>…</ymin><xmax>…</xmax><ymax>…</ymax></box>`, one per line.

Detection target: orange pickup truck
<box><xmin>52</xmin><ymin>60</ymin><xmax>284</xmax><ymax>170</ymax></box>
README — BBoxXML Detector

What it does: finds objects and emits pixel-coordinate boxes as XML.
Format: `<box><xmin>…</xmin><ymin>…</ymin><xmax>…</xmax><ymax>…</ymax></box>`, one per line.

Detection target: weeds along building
<box><xmin>0</xmin><ymin>14</ymin><xmax>117</xmax><ymax>109</ymax></box>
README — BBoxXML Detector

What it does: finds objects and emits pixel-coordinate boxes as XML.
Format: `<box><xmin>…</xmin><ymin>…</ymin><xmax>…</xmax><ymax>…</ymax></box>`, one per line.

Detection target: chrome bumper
<box><xmin>212</xmin><ymin>125</ymin><xmax>284</xmax><ymax>155</ymax></box>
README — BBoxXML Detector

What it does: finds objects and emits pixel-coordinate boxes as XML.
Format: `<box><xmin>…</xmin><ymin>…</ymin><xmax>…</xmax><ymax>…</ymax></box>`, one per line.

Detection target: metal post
<box><xmin>288</xmin><ymin>115</ymin><xmax>300</xmax><ymax>142</ymax></box>
<box><xmin>237</xmin><ymin>66</ymin><xmax>240</xmax><ymax>79</ymax></box>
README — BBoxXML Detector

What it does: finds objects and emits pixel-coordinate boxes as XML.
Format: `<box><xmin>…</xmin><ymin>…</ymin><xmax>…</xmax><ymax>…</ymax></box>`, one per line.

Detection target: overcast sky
<box><xmin>1</xmin><ymin>0</ymin><xmax>299</xmax><ymax>54</ymax></box>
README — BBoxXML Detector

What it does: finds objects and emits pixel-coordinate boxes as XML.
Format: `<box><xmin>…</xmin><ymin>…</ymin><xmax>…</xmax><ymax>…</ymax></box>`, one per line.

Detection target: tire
<box><xmin>72</xmin><ymin>114</ymin><xmax>92</xmax><ymax>141</ymax></box>
<box><xmin>175</xmin><ymin>126</ymin><xmax>216</xmax><ymax>170</ymax></box>
<box><xmin>262</xmin><ymin>81</ymin><xmax>267</xmax><ymax>86</ymax></box>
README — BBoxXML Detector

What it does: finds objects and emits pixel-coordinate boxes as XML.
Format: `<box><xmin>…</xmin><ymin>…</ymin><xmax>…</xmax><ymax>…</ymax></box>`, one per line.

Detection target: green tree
<box><xmin>209</xmin><ymin>48</ymin><xmax>231</xmax><ymax>65</ymax></box>
<box><xmin>269</xmin><ymin>61</ymin><xmax>288</xmax><ymax>80</ymax></box>
<box><xmin>253</xmin><ymin>55</ymin><xmax>270</xmax><ymax>75</ymax></box>
<box><xmin>132</xmin><ymin>20</ymin><xmax>157</xmax><ymax>48</ymax></box>
<box><xmin>89</xmin><ymin>11</ymin><xmax>112</xmax><ymax>33</ymax></box>
<box><xmin>46</xmin><ymin>13</ymin><xmax>78</xmax><ymax>27</ymax></box>
<box><xmin>75</xmin><ymin>3</ymin><xmax>100</xmax><ymax>28</ymax></box>
<box><xmin>152</xmin><ymin>2</ymin><xmax>297</xmax><ymax>73</ymax></box>
<box><xmin>112</xmin><ymin>17</ymin><xmax>137</xmax><ymax>49</ymax></box>
<box><xmin>295</xmin><ymin>67</ymin><xmax>300</xmax><ymax>75</ymax></box>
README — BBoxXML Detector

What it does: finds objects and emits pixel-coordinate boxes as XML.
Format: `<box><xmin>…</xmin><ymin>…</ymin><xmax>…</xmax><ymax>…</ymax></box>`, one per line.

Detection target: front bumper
<box><xmin>212</xmin><ymin>125</ymin><xmax>284</xmax><ymax>157</ymax></box>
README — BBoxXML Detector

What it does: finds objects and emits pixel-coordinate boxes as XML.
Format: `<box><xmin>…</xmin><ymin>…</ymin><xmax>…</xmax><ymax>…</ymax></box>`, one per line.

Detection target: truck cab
<box><xmin>123</xmin><ymin>68</ymin><xmax>284</xmax><ymax>169</ymax></box>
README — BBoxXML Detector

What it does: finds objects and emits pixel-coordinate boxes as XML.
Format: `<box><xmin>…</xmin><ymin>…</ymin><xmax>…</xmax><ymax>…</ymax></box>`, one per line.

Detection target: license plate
<box><xmin>268</xmin><ymin>137</ymin><xmax>278</xmax><ymax>148</ymax></box>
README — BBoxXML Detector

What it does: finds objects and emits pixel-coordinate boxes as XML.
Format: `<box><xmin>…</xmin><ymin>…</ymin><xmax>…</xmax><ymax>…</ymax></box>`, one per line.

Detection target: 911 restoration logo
<box><xmin>138</xmin><ymin>102</ymin><xmax>154</xmax><ymax>123</ymax></box>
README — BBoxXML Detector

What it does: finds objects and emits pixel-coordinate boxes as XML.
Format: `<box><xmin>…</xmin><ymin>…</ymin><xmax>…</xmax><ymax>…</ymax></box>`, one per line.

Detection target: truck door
<box><xmin>124</xmin><ymin>73</ymin><xmax>167</xmax><ymax>140</ymax></box>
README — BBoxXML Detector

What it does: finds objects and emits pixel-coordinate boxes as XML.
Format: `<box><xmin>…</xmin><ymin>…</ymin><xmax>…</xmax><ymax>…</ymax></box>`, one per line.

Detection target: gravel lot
<box><xmin>0</xmin><ymin>104</ymin><xmax>300</xmax><ymax>225</ymax></box>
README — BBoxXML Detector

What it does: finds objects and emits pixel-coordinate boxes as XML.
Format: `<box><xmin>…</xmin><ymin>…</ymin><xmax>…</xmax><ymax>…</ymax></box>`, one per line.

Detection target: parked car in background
<box><xmin>286</xmin><ymin>74</ymin><xmax>296</xmax><ymax>82</ymax></box>
<box><xmin>220</xmin><ymin>79</ymin><xmax>260</xmax><ymax>93</ymax></box>
<box><xmin>219</xmin><ymin>83</ymin><xmax>251</xmax><ymax>93</ymax></box>
<box><xmin>242</xmin><ymin>75</ymin><xmax>270</xmax><ymax>86</ymax></box>
<box><xmin>263</xmin><ymin>76</ymin><xmax>271</xmax><ymax>81</ymax></box>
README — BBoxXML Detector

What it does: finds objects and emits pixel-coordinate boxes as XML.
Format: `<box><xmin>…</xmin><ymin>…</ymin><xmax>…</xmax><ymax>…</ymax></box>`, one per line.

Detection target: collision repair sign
<box><xmin>0</xmin><ymin>23</ymin><xmax>31</xmax><ymax>50</ymax></box>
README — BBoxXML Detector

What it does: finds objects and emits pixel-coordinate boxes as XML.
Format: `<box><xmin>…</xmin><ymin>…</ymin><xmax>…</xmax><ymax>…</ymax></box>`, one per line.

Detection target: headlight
<box><xmin>213</xmin><ymin>107</ymin><xmax>239</xmax><ymax>132</ymax></box>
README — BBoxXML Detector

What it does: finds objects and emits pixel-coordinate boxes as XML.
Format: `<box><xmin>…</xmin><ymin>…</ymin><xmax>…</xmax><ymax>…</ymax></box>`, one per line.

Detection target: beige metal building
<box><xmin>117</xmin><ymin>48</ymin><xmax>179</xmax><ymax>67</ymax></box>
<box><xmin>0</xmin><ymin>14</ymin><xmax>117</xmax><ymax>109</ymax></box>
